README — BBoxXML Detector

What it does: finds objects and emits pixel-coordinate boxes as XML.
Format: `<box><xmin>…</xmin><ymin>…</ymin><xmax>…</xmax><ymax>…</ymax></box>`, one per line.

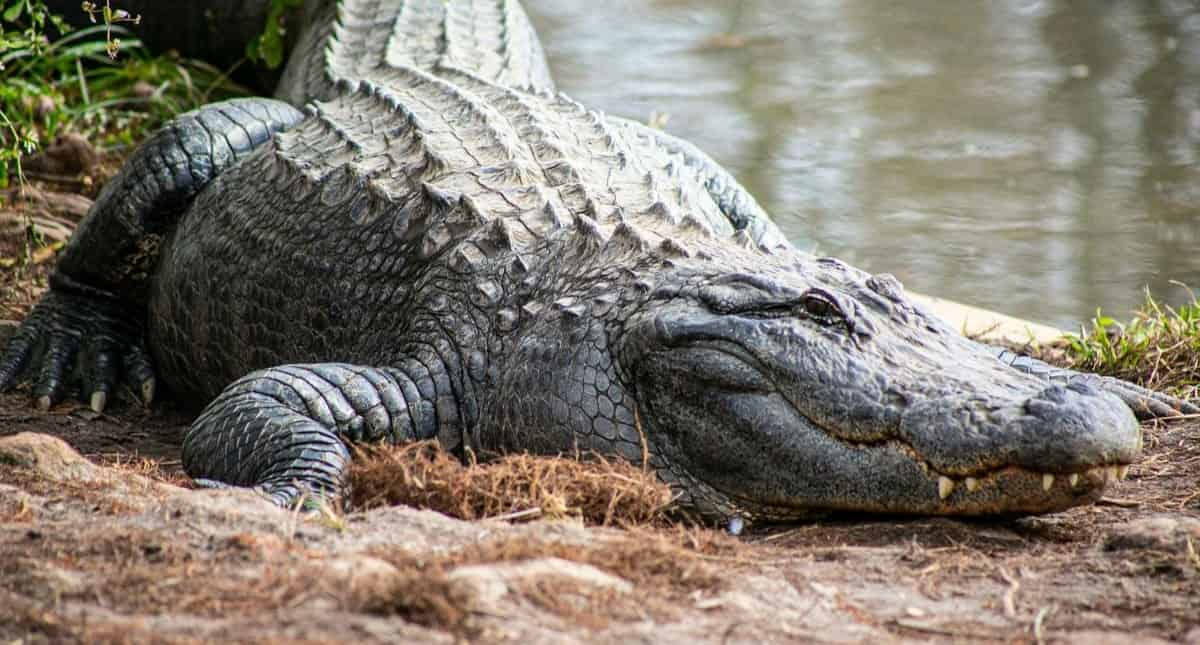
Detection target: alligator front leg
<box><xmin>991</xmin><ymin>346</ymin><xmax>1199</xmax><ymax>419</ymax></box>
<box><xmin>0</xmin><ymin>98</ymin><xmax>304</xmax><ymax>410</ymax></box>
<box><xmin>183</xmin><ymin>362</ymin><xmax>454</xmax><ymax>507</ymax></box>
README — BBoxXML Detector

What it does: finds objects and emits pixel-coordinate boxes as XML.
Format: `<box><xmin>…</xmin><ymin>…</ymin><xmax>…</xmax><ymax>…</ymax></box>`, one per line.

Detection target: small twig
<box><xmin>1097</xmin><ymin>497</ymin><xmax>1141</xmax><ymax>508</ymax></box>
<box><xmin>486</xmin><ymin>507</ymin><xmax>542</xmax><ymax>523</ymax></box>
<box><xmin>1144</xmin><ymin>412</ymin><xmax>1200</xmax><ymax>422</ymax></box>
<box><xmin>999</xmin><ymin>567</ymin><xmax>1020</xmax><ymax>618</ymax></box>
<box><xmin>891</xmin><ymin>619</ymin><xmax>1005</xmax><ymax>641</ymax></box>
<box><xmin>755</xmin><ymin>527</ymin><xmax>804</xmax><ymax>543</ymax></box>
<box><xmin>1033</xmin><ymin>605</ymin><xmax>1055</xmax><ymax>645</ymax></box>
<box><xmin>1177</xmin><ymin>491</ymin><xmax>1200</xmax><ymax>511</ymax></box>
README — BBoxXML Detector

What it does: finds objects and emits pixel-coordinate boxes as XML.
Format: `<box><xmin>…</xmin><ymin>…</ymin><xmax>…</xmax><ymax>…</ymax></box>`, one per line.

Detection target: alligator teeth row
<box><xmin>937</xmin><ymin>465</ymin><xmax>1130</xmax><ymax>500</ymax></box>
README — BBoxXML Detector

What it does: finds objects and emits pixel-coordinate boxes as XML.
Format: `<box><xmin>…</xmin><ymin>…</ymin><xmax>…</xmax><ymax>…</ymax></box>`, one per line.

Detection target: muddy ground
<box><xmin>1</xmin><ymin>163</ymin><xmax>1199</xmax><ymax>644</ymax></box>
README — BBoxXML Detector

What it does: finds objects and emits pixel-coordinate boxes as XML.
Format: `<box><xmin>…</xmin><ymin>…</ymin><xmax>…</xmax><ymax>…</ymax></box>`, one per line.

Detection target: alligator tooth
<box><xmin>1069</xmin><ymin>474</ymin><xmax>1080</xmax><ymax>487</ymax></box>
<box><xmin>1042</xmin><ymin>474</ymin><xmax>1055</xmax><ymax>491</ymax></box>
<box><xmin>965</xmin><ymin>477</ymin><xmax>980</xmax><ymax>492</ymax></box>
<box><xmin>1116</xmin><ymin>465</ymin><xmax>1130</xmax><ymax>481</ymax></box>
<box><xmin>938</xmin><ymin>476</ymin><xmax>956</xmax><ymax>500</ymax></box>
<box><xmin>1108</xmin><ymin>466</ymin><xmax>1121</xmax><ymax>482</ymax></box>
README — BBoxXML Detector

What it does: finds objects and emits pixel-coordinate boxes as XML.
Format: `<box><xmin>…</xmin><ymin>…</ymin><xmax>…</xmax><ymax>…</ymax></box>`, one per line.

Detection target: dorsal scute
<box><xmin>415</xmin><ymin>183</ymin><xmax>490</xmax><ymax>259</ymax></box>
<box><xmin>572</xmin><ymin>213</ymin><xmax>607</xmax><ymax>246</ymax></box>
<box><xmin>609</xmin><ymin>222</ymin><xmax>653</xmax><ymax>255</ymax></box>
<box><xmin>678</xmin><ymin>214</ymin><xmax>716</xmax><ymax>239</ymax></box>
<box><xmin>484</xmin><ymin>217</ymin><xmax>518</xmax><ymax>253</ymax></box>
<box><xmin>658</xmin><ymin>238</ymin><xmax>693</xmax><ymax>260</ymax></box>
<box><xmin>420</xmin><ymin>182</ymin><xmax>458</xmax><ymax>215</ymax></box>
<box><xmin>317</xmin><ymin>164</ymin><xmax>396</xmax><ymax>225</ymax></box>
<box><xmin>731</xmin><ymin>229</ymin><xmax>758</xmax><ymax>250</ymax></box>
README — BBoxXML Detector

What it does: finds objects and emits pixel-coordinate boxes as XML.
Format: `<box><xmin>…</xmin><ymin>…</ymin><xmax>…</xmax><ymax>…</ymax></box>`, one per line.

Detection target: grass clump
<box><xmin>349</xmin><ymin>441</ymin><xmax>674</xmax><ymax>527</ymax></box>
<box><xmin>1063</xmin><ymin>286</ymin><xmax>1200</xmax><ymax>398</ymax></box>
<box><xmin>0</xmin><ymin>2</ymin><xmax>250</xmax><ymax>188</ymax></box>
<box><xmin>0</xmin><ymin>1</ymin><xmax>251</xmax><ymax>273</ymax></box>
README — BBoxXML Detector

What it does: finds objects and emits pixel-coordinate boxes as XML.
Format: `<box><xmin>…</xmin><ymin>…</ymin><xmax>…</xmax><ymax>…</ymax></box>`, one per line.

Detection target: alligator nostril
<box><xmin>1066</xmin><ymin>380</ymin><xmax>1097</xmax><ymax>396</ymax></box>
<box><xmin>1024</xmin><ymin>397</ymin><xmax>1059</xmax><ymax>417</ymax></box>
<box><xmin>1025</xmin><ymin>382</ymin><xmax>1103</xmax><ymax>419</ymax></box>
<box><xmin>1036</xmin><ymin>384</ymin><xmax>1070</xmax><ymax>404</ymax></box>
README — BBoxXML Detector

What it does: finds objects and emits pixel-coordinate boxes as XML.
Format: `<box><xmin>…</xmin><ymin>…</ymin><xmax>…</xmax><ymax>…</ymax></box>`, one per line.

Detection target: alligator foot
<box><xmin>0</xmin><ymin>280</ymin><xmax>153</xmax><ymax>412</ymax></box>
<box><xmin>182</xmin><ymin>363</ymin><xmax>440</xmax><ymax>507</ymax></box>
<box><xmin>993</xmin><ymin>348</ymin><xmax>1199</xmax><ymax>420</ymax></box>
<box><xmin>193</xmin><ymin>476</ymin><xmax>332</xmax><ymax>510</ymax></box>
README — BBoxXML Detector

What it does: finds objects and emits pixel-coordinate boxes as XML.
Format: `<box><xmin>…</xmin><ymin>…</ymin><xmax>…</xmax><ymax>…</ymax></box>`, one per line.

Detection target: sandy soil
<box><xmin>1</xmin><ymin>397</ymin><xmax>1197</xmax><ymax>643</ymax></box>
<box><xmin>1</xmin><ymin>154</ymin><xmax>1198</xmax><ymax>644</ymax></box>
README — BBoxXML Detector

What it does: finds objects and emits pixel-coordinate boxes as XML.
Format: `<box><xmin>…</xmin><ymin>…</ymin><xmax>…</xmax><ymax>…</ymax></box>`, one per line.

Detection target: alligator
<box><xmin>2</xmin><ymin>0</ymin><xmax>1194</xmax><ymax>524</ymax></box>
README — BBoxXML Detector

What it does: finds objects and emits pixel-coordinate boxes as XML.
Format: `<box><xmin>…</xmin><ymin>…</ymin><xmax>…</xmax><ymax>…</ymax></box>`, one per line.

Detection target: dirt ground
<box><xmin>1</xmin><ymin>159</ymin><xmax>1199</xmax><ymax>644</ymax></box>
<box><xmin>1</xmin><ymin>392</ymin><xmax>1198</xmax><ymax>643</ymax></box>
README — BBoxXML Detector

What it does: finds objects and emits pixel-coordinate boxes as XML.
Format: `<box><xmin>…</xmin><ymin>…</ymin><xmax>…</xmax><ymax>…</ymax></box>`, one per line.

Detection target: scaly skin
<box><xmin>2</xmin><ymin>0</ymin><xmax>1195</xmax><ymax>525</ymax></box>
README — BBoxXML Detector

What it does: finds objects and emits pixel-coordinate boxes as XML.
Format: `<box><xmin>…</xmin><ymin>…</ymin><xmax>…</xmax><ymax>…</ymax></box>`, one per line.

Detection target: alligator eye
<box><xmin>800</xmin><ymin>290</ymin><xmax>845</xmax><ymax>326</ymax></box>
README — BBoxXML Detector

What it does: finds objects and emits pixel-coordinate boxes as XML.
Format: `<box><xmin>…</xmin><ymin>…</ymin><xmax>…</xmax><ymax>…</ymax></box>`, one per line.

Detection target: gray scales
<box><xmin>1</xmin><ymin>0</ymin><xmax>1195</xmax><ymax>524</ymax></box>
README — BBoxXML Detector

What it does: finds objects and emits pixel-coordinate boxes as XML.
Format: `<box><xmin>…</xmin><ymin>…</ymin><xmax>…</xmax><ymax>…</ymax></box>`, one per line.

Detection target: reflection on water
<box><xmin>526</xmin><ymin>0</ymin><xmax>1200</xmax><ymax>329</ymax></box>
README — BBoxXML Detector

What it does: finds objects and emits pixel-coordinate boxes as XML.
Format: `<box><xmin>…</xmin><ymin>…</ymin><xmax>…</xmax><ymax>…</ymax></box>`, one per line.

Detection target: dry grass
<box><xmin>349</xmin><ymin>441</ymin><xmax>674</xmax><ymax>527</ymax></box>
<box><xmin>93</xmin><ymin>453</ymin><xmax>192</xmax><ymax>488</ymax></box>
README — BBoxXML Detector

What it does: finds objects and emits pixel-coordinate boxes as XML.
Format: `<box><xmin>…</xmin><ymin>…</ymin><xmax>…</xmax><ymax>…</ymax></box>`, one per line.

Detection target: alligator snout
<box><xmin>900</xmin><ymin>380</ymin><xmax>1141</xmax><ymax>473</ymax></box>
<box><xmin>1018</xmin><ymin>382</ymin><xmax>1141</xmax><ymax>471</ymax></box>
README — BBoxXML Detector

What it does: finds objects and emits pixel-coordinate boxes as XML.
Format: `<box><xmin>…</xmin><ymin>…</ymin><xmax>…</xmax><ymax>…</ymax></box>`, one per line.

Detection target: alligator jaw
<box><xmin>769</xmin><ymin>385</ymin><xmax>1142</xmax><ymax>517</ymax></box>
<box><xmin>706</xmin><ymin>392</ymin><xmax>1140</xmax><ymax>521</ymax></box>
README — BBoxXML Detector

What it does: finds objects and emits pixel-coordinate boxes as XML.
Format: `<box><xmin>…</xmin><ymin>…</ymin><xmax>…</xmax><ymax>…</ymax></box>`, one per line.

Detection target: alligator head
<box><xmin>615</xmin><ymin>252</ymin><xmax>1139</xmax><ymax>521</ymax></box>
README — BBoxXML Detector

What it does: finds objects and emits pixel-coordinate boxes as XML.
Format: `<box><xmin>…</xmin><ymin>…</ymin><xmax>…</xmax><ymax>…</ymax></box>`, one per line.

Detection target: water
<box><xmin>525</xmin><ymin>0</ymin><xmax>1200</xmax><ymax>330</ymax></box>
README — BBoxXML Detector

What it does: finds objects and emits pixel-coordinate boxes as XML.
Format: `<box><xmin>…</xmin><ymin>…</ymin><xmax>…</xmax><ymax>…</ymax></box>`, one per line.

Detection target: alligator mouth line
<box><xmin>719</xmin><ymin>432</ymin><xmax>1133</xmax><ymax>519</ymax></box>
<box><xmin>797</xmin><ymin>404</ymin><xmax>1136</xmax><ymax>502</ymax></box>
<box><xmin>866</xmin><ymin>436</ymin><xmax>1131</xmax><ymax>499</ymax></box>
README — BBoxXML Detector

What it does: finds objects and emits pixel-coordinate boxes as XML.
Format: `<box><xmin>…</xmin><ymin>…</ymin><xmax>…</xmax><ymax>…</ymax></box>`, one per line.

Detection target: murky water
<box><xmin>526</xmin><ymin>1</ymin><xmax>1200</xmax><ymax>329</ymax></box>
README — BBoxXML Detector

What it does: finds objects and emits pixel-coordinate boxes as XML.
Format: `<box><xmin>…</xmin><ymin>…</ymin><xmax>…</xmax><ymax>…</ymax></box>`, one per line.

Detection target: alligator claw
<box><xmin>197</xmin><ymin>479</ymin><xmax>331</xmax><ymax>511</ymax></box>
<box><xmin>33</xmin><ymin>326</ymin><xmax>82</xmax><ymax>407</ymax></box>
<box><xmin>123</xmin><ymin>343</ymin><xmax>157</xmax><ymax>405</ymax></box>
<box><xmin>141</xmin><ymin>377</ymin><xmax>157</xmax><ymax>406</ymax></box>
<box><xmin>0</xmin><ymin>323</ymin><xmax>36</xmax><ymax>391</ymax></box>
<box><xmin>0</xmin><ymin>287</ymin><xmax>151</xmax><ymax>411</ymax></box>
<box><xmin>90</xmin><ymin>390</ymin><xmax>108</xmax><ymax>414</ymax></box>
<box><xmin>87</xmin><ymin>337</ymin><xmax>121</xmax><ymax>412</ymax></box>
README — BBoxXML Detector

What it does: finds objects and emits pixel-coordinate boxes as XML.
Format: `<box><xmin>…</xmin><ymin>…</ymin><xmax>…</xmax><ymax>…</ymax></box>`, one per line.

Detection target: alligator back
<box><xmin>147</xmin><ymin>0</ymin><xmax>740</xmax><ymax>401</ymax></box>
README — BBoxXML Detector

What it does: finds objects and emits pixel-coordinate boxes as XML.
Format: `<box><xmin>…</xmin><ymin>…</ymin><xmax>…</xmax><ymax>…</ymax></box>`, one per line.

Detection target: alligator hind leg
<box><xmin>0</xmin><ymin>98</ymin><xmax>304</xmax><ymax>410</ymax></box>
<box><xmin>183</xmin><ymin>363</ymin><xmax>449</xmax><ymax>506</ymax></box>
